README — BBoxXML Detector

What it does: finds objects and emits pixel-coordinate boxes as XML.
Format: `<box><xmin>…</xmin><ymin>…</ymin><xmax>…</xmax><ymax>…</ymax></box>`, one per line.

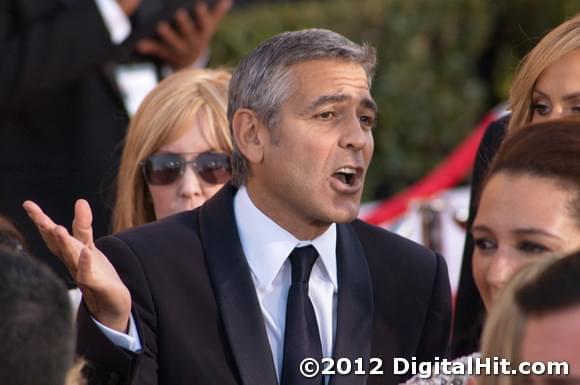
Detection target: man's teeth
<box><xmin>336</xmin><ymin>167</ymin><xmax>356</xmax><ymax>175</ymax></box>
<box><xmin>334</xmin><ymin>168</ymin><xmax>357</xmax><ymax>185</ymax></box>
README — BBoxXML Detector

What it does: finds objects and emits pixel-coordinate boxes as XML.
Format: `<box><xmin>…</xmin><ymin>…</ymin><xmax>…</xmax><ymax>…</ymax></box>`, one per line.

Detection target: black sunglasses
<box><xmin>141</xmin><ymin>152</ymin><xmax>231</xmax><ymax>186</ymax></box>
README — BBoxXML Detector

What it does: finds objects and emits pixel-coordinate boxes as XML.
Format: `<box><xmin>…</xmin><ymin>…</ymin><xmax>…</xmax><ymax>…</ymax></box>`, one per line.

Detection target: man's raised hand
<box><xmin>23</xmin><ymin>199</ymin><xmax>132</xmax><ymax>333</ymax></box>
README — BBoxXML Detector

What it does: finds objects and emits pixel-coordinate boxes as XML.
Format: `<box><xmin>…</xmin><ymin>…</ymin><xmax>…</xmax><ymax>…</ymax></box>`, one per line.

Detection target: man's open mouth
<box><xmin>332</xmin><ymin>166</ymin><xmax>360</xmax><ymax>187</ymax></box>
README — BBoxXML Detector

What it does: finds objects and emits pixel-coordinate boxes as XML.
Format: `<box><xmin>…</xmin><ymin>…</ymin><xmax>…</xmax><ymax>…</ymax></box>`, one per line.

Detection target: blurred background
<box><xmin>215</xmin><ymin>0</ymin><xmax>580</xmax><ymax>199</ymax></box>
<box><xmin>213</xmin><ymin>0</ymin><xmax>580</xmax><ymax>290</ymax></box>
<box><xmin>3</xmin><ymin>0</ymin><xmax>580</xmax><ymax>290</ymax></box>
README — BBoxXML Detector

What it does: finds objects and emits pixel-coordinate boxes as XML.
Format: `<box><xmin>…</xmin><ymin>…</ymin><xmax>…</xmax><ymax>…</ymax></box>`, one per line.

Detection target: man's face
<box><xmin>520</xmin><ymin>306</ymin><xmax>580</xmax><ymax>384</ymax></box>
<box><xmin>248</xmin><ymin>59</ymin><xmax>376</xmax><ymax>239</ymax></box>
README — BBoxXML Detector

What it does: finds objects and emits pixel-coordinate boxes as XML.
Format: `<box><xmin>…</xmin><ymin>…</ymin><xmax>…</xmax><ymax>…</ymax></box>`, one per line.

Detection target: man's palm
<box><xmin>23</xmin><ymin>199</ymin><xmax>131</xmax><ymax>332</ymax></box>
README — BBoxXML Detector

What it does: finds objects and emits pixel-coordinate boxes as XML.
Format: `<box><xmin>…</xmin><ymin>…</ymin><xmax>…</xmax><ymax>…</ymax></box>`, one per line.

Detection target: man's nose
<box><xmin>339</xmin><ymin>115</ymin><xmax>370</xmax><ymax>150</ymax></box>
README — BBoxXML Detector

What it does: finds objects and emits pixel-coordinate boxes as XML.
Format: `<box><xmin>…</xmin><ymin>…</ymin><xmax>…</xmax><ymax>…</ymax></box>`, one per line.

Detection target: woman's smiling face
<box><xmin>472</xmin><ymin>172</ymin><xmax>580</xmax><ymax>309</ymax></box>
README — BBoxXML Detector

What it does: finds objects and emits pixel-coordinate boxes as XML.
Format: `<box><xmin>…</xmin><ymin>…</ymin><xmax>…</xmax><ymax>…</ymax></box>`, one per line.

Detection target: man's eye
<box><xmin>359</xmin><ymin>115</ymin><xmax>376</xmax><ymax>129</ymax></box>
<box><xmin>518</xmin><ymin>241</ymin><xmax>550</xmax><ymax>254</ymax></box>
<box><xmin>531</xmin><ymin>102</ymin><xmax>550</xmax><ymax>116</ymax></box>
<box><xmin>317</xmin><ymin>111</ymin><xmax>335</xmax><ymax>120</ymax></box>
<box><xmin>474</xmin><ymin>238</ymin><xmax>496</xmax><ymax>251</ymax></box>
<box><xmin>571</xmin><ymin>105</ymin><xmax>580</xmax><ymax>114</ymax></box>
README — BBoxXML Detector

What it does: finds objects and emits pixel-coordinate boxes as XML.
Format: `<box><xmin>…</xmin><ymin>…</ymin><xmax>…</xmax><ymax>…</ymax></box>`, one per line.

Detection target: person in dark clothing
<box><xmin>25</xmin><ymin>28</ymin><xmax>452</xmax><ymax>385</ymax></box>
<box><xmin>0</xmin><ymin>0</ymin><xmax>230</xmax><ymax>284</ymax></box>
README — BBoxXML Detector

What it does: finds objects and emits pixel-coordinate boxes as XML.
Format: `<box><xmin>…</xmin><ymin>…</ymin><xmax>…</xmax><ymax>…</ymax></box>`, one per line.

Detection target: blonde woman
<box><xmin>25</xmin><ymin>68</ymin><xmax>232</xmax><ymax>242</ymax></box>
<box><xmin>24</xmin><ymin>67</ymin><xmax>233</xmax><ymax>318</ymax></box>
<box><xmin>454</xmin><ymin>13</ymin><xmax>580</xmax><ymax>355</ymax></box>
<box><xmin>113</xmin><ymin>67</ymin><xmax>233</xmax><ymax>232</ymax></box>
<box><xmin>507</xmin><ymin>13</ymin><xmax>580</xmax><ymax>133</ymax></box>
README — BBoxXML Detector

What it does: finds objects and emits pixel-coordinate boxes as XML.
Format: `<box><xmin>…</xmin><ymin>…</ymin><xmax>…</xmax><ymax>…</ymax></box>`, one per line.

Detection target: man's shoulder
<box><xmin>350</xmin><ymin>219</ymin><xmax>436</xmax><ymax>259</ymax></box>
<box><xmin>349</xmin><ymin>219</ymin><xmax>443</xmax><ymax>279</ymax></box>
<box><xmin>349</xmin><ymin>220</ymin><xmax>450</xmax><ymax>317</ymax></box>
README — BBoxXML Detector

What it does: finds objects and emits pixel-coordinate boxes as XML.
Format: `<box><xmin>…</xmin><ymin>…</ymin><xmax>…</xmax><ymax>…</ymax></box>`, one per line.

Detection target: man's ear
<box><xmin>231</xmin><ymin>108</ymin><xmax>267</xmax><ymax>164</ymax></box>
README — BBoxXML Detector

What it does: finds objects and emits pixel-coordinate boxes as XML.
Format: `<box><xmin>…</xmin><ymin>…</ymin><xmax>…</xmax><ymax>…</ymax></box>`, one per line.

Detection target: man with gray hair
<box><xmin>25</xmin><ymin>28</ymin><xmax>451</xmax><ymax>385</ymax></box>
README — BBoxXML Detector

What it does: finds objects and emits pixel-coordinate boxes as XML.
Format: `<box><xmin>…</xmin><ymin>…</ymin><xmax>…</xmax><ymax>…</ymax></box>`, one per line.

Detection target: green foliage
<box><xmin>210</xmin><ymin>0</ymin><xmax>580</xmax><ymax>200</ymax></box>
<box><xmin>369</xmin><ymin>0</ymin><xmax>490</xmax><ymax>197</ymax></box>
<box><xmin>487</xmin><ymin>0</ymin><xmax>580</xmax><ymax>102</ymax></box>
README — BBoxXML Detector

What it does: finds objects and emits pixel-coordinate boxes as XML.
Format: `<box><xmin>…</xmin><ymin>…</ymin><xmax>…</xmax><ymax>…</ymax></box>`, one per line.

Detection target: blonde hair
<box><xmin>507</xmin><ymin>13</ymin><xmax>580</xmax><ymax>134</ymax></box>
<box><xmin>478</xmin><ymin>258</ymin><xmax>555</xmax><ymax>385</ymax></box>
<box><xmin>113</xmin><ymin>68</ymin><xmax>232</xmax><ymax>233</ymax></box>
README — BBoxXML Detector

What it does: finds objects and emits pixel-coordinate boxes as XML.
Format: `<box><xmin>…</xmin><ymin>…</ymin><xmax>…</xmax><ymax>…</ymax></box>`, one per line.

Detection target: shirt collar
<box><xmin>233</xmin><ymin>186</ymin><xmax>338</xmax><ymax>291</ymax></box>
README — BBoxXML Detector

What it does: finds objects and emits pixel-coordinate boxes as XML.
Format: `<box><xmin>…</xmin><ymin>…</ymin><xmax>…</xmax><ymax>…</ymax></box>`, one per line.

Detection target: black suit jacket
<box><xmin>77</xmin><ymin>185</ymin><xmax>451</xmax><ymax>385</ymax></box>
<box><xmin>0</xmin><ymin>0</ymin><xmax>189</xmax><ymax>282</ymax></box>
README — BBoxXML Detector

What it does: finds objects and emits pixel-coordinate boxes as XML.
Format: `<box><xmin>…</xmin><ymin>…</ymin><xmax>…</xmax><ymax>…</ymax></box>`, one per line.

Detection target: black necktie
<box><xmin>281</xmin><ymin>245</ymin><xmax>323</xmax><ymax>385</ymax></box>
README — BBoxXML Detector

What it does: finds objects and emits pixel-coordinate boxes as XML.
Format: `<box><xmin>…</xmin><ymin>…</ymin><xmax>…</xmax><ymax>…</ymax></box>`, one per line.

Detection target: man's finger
<box><xmin>206</xmin><ymin>0</ymin><xmax>233</xmax><ymax>33</ymax></box>
<box><xmin>156</xmin><ymin>21</ymin><xmax>187</xmax><ymax>53</ymax></box>
<box><xmin>175</xmin><ymin>8</ymin><xmax>198</xmax><ymax>45</ymax></box>
<box><xmin>193</xmin><ymin>0</ymin><xmax>231</xmax><ymax>40</ymax></box>
<box><xmin>192</xmin><ymin>1</ymin><xmax>210</xmax><ymax>33</ymax></box>
<box><xmin>136</xmin><ymin>39</ymin><xmax>173</xmax><ymax>63</ymax></box>
<box><xmin>212</xmin><ymin>0</ymin><xmax>233</xmax><ymax>23</ymax></box>
<box><xmin>23</xmin><ymin>200</ymin><xmax>57</xmax><ymax>232</ymax></box>
<box><xmin>23</xmin><ymin>200</ymin><xmax>65</xmax><ymax>256</ymax></box>
<box><xmin>72</xmin><ymin>199</ymin><xmax>94</xmax><ymax>246</ymax></box>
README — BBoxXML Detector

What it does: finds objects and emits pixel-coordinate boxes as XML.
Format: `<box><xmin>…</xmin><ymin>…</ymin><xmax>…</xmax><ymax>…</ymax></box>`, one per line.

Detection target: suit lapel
<box><xmin>331</xmin><ymin>223</ymin><xmax>374</xmax><ymax>385</ymax></box>
<box><xmin>199</xmin><ymin>185</ymin><xmax>279</xmax><ymax>385</ymax></box>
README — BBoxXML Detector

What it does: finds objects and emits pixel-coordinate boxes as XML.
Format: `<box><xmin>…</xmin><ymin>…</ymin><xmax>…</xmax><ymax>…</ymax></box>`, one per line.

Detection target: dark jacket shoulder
<box><xmin>350</xmin><ymin>219</ymin><xmax>441</xmax><ymax>271</ymax></box>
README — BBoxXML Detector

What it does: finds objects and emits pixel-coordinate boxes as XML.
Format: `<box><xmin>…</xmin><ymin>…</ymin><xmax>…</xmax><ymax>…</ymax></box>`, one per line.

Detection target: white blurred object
<box><xmin>68</xmin><ymin>287</ymin><xmax>82</xmax><ymax>315</ymax></box>
<box><xmin>360</xmin><ymin>186</ymin><xmax>470</xmax><ymax>294</ymax></box>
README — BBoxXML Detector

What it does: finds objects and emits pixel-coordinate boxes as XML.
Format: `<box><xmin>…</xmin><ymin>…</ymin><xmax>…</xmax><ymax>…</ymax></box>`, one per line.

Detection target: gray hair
<box><xmin>228</xmin><ymin>28</ymin><xmax>377</xmax><ymax>186</ymax></box>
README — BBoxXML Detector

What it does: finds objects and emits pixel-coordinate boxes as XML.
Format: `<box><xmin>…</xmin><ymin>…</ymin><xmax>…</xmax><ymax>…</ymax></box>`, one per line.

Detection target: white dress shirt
<box><xmin>95</xmin><ymin>186</ymin><xmax>338</xmax><ymax>382</ymax></box>
<box><xmin>234</xmin><ymin>186</ymin><xmax>338</xmax><ymax>380</ymax></box>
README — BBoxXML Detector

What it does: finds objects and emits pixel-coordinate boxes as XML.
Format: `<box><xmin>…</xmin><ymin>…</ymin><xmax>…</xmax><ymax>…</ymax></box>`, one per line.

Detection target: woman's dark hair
<box><xmin>479</xmin><ymin>118</ymin><xmax>580</xmax><ymax>226</ymax></box>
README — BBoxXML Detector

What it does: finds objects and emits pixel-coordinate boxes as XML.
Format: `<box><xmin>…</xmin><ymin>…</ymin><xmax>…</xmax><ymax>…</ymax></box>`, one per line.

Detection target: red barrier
<box><xmin>363</xmin><ymin>109</ymin><xmax>505</xmax><ymax>225</ymax></box>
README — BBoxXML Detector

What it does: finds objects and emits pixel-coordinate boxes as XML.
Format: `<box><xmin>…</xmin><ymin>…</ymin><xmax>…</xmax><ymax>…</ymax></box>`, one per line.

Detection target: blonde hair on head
<box><xmin>112</xmin><ymin>68</ymin><xmax>232</xmax><ymax>233</ymax></box>
<box><xmin>507</xmin><ymin>13</ymin><xmax>580</xmax><ymax>134</ymax></box>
